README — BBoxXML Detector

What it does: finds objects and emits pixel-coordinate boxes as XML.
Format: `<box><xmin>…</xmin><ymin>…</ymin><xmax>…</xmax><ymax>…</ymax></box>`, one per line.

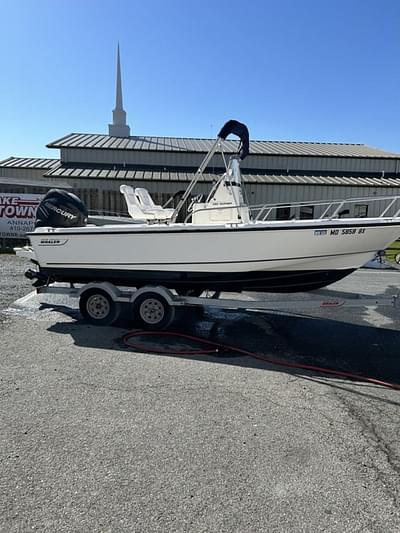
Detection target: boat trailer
<box><xmin>36</xmin><ymin>282</ymin><xmax>400</xmax><ymax>329</ymax></box>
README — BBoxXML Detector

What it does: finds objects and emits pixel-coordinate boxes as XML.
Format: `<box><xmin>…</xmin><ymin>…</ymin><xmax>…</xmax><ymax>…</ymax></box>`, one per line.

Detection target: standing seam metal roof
<box><xmin>44</xmin><ymin>166</ymin><xmax>400</xmax><ymax>187</ymax></box>
<box><xmin>0</xmin><ymin>156</ymin><xmax>60</xmax><ymax>169</ymax></box>
<box><xmin>46</xmin><ymin>133</ymin><xmax>400</xmax><ymax>158</ymax></box>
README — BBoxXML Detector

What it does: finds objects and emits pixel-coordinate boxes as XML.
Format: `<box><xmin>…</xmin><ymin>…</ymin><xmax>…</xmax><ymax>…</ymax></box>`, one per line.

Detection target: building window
<box><xmin>355</xmin><ymin>204</ymin><xmax>368</xmax><ymax>217</ymax></box>
<box><xmin>275</xmin><ymin>205</ymin><xmax>291</xmax><ymax>220</ymax></box>
<box><xmin>300</xmin><ymin>205</ymin><xmax>314</xmax><ymax>219</ymax></box>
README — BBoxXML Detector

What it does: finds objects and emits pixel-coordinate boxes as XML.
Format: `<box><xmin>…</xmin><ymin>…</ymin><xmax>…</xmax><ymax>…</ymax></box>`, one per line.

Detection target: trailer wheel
<box><xmin>133</xmin><ymin>292</ymin><xmax>175</xmax><ymax>330</ymax></box>
<box><xmin>79</xmin><ymin>289</ymin><xmax>121</xmax><ymax>326</ymax></box>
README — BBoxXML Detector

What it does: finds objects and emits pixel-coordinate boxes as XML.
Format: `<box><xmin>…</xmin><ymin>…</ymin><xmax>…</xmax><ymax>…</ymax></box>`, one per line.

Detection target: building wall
<box><xmin>60</xmin><ymin>147</ymin><xmax>400</xmax><ymax>175</ymax></box>
<box><xmin>246</xmin><ymin>183</ymin><xmax>400</xmax><ymax>203</ymax></box>
<box><xmin>0</xmin><ymin>167</ymin><xmax>46</xmax><ymax>180</ymax></box>
<box><xmin>1</xmin><ymin>160</ymin><xmax>400</xmax><ymax>219</ymax></box>
<box><xmin>3</xmin><ymin>169</ymin><xmax>398</xmax><ymax>219</ymax></box>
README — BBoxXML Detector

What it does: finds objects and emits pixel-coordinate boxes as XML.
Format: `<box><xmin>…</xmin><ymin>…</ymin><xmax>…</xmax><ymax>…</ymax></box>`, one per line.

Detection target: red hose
<box><xmin>123</xmin><ymin>330</ymin><xmax>400</xmax><ymax>391</ymax></box>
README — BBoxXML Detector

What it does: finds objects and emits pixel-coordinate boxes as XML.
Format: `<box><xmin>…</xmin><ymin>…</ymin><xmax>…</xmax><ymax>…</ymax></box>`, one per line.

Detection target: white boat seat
<box><xmin>120</xmin><ymin>185</ymin><xmax>174</xmax><ymax>221</ymax></box>
<box><xmin>120</xmin><ymin>185</ymin><xmax>153</xmax><ymax>221</ymax></box>
<box><xmin>135</xmin><ymin>188</ymin><xmax>159</xmax><ymax>209</ymax></box>
<box><xmin>134</xmin><ymin>187</ymin><xmax>174</xmax><ymax>220</ymax></box>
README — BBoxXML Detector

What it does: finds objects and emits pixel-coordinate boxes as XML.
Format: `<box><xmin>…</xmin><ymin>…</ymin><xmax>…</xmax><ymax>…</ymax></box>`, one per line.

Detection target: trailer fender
<box><xmin>130</xmin><ymin>286</ymin><xmax>176</xmax><ymax>306</ymax></box>
<box><xmin>78</xmin><ymin>282</ymin><xmax>123</xmax><ymax>302</ymax></box>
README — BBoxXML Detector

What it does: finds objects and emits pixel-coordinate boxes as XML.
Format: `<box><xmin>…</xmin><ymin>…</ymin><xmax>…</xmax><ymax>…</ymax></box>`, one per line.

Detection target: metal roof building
<box><xmin>48</xmin><ymin>132</ymin><xmax>398</xmax><ymax>157</ymax></box>
<box><xmin>45</xmin><ymin>132</ymin><xmax>400</xmax><ymax>175</ymax></box>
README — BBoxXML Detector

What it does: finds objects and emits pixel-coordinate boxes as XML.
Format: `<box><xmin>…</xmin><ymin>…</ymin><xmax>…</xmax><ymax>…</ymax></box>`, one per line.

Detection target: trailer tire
<box><xmin>133</xmin><ymin>292</ymin><xmax>175</xmax><ymax>330</ymax></box>
<box><xmin>79</xmin><ymin>289</ymin><xmax>121</xmax><ymax>326</ymax></box>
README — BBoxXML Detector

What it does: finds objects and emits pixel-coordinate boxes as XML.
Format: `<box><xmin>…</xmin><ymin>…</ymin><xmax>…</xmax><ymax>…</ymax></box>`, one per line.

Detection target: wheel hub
<box><xmin>139</xmin><ymin>298</ymin><xmax>165</xmax><ymax>325</ymax></box>
<box><xmin>86</xmin><ymin>294</ymin><xmax>110</xmax><ymax>319</ymax></box>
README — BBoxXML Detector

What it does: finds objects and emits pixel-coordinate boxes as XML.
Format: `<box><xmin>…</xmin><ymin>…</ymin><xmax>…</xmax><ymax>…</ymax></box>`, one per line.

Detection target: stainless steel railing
<box><xmin>182</xmin><ymin>195</ymin><xmax>400</xmax><ymax>223</ymax></box>
<box><xmin>250</xmin><ymin>195</ymin><xmax>400</xmax><ymax>221</ymax></box>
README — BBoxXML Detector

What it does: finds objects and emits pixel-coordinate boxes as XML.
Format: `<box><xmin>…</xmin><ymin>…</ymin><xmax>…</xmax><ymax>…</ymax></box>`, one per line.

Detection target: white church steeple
<box><xmin>108</xmin><ymin>44</ymin><xmax>131</xmax><ymax>137</ymax></box>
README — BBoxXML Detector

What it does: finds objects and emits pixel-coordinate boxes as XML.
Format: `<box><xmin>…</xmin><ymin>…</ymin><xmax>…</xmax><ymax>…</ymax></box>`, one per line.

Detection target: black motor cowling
<box><xmin>35</xmin><ymin>189</ymin><xmax>88</xmax><ymax>228</ymax></box>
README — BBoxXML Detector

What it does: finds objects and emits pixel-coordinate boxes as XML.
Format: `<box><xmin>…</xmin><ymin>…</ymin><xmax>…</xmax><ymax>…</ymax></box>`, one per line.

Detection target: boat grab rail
<box><xmin>181</xmin><ymin>195</ymin><xmax>400</xmax><ymax>223</ymax></box>
<box><xmin>250</xmin><ymin>195</ymin><xmax>400</xmax><ymax>221</ymax></box>
<box><xmin>183</xmin><ymin>202</ymin><xmax>249</xmax><ymax>223</ymax></box>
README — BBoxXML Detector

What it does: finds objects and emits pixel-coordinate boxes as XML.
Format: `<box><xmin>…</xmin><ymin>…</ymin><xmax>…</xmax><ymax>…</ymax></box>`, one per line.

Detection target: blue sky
<box><xmin>1</xmin><ymin>0</ymin><xmax>400</xmax><ymax>160</ymax></box>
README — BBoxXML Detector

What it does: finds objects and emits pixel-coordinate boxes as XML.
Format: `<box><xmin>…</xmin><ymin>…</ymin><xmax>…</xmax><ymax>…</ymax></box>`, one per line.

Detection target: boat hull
<box><xmin>27</xmin><ymin>217</ymin><xmax>400</xmax><ymax>293</ymax></box>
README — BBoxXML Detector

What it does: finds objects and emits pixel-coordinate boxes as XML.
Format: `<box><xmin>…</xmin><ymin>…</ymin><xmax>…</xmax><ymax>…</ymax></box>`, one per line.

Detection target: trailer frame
<box><xmin>36</xmin><ymin>282</ymin><xmax>400</xmax><ymax>329</ymax></box>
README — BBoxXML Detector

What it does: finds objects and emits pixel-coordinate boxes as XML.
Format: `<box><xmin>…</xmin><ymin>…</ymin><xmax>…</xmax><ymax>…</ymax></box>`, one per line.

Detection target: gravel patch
<box><xmin>0</xmin><ymin>254</ymin><xmax>33</xmax><ymax>309</ymax></box>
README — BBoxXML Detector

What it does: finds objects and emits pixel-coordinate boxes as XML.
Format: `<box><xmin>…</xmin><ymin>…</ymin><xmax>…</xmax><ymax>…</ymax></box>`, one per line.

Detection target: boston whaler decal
<box><xmin>39</xmin><ymin>239</ymin><xmax>69</xmax><ymax>246</ymax></box>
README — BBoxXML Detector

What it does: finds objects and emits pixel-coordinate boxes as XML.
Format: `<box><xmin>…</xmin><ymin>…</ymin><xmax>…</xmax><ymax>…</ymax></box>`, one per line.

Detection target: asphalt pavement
<box><xmin>1</xmin><ymin>254</ymin><xmax>400</xmax><ymax>532</ymax></box>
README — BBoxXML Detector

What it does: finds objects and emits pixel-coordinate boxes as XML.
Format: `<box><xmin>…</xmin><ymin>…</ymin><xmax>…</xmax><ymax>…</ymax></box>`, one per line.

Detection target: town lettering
<box><xmin>0</xmin><ymin>204</ymin><xmax>37</xmax><ymax>218</ymax></box>
<box><xmin>0</xmin><ymin>196</ymin><xmax>40</xmax><ymax>218</ymax></box>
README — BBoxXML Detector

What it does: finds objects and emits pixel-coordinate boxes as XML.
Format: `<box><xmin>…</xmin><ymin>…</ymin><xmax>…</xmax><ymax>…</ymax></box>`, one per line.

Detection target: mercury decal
<box><xmin>46</xmin><ymin>205</ymin><xmax>77</xmax><ymax>219</ymax></box>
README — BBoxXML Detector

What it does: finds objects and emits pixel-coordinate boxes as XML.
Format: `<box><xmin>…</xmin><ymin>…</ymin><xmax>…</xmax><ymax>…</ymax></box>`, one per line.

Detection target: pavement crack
<box><xmin>338</xmin><ymin>393</ymin><xmax>400</xmax><ymax>508</ymax></box>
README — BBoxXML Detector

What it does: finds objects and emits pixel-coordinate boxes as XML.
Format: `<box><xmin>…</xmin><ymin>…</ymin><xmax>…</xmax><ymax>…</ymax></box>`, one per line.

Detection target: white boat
<box><xmin>17</xmin><ymin>120</ymin><xmax>400</xmax><ymax>293</ymax></box>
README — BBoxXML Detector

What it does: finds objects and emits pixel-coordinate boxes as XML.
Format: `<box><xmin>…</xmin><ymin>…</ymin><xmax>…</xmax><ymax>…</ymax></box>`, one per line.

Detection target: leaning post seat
<box><xmin>119</xmin><ymin>185</ymin><xmax>150</xmax><ymax>220</ymax></box>
<box><xmin>135</xmin><ymin>188</ymin><xmax>159</xmax><ymax>209</ymax></box>
<box><xmin>120</xmin><ymin>185</ymin><xmax>173</xmax><ymax>222</ymax></box>
<box><xmin>134</xmin><ymin>188</ymin><xmax>175</xmax><ymax>220</ymax></box>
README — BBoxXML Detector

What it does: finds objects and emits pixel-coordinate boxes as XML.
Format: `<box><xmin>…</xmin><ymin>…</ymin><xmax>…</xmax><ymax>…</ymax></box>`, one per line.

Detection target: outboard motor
<box><xmin>35</xmin><ymin>189</ymin><xmax>88</xmax><ymax>228</ymax></box>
